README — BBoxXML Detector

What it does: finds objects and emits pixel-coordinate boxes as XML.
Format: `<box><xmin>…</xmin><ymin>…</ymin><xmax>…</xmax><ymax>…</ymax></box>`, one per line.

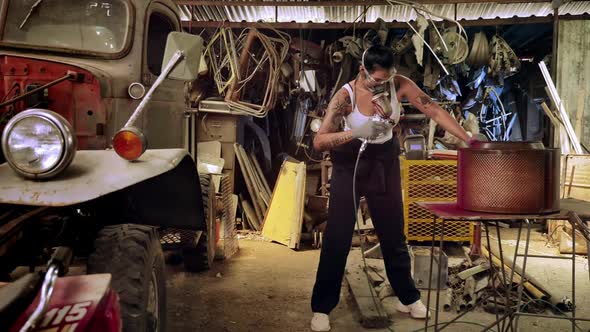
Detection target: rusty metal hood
<box><xmin>0</xmin><ymin>51</ymin><xmax>125</xmax><ymax>98</ymax></box>
<box><xmin>0</xmin><ymin>149</ymin><xmax>189</xmax><ymax>206</ymax></box>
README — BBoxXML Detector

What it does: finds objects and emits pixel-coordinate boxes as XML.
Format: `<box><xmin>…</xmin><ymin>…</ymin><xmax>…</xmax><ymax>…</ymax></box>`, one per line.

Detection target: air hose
<box><xmin>353</xmin><ymin>142</ymin><xmax>395</xmax><ymax>332</ymax></box>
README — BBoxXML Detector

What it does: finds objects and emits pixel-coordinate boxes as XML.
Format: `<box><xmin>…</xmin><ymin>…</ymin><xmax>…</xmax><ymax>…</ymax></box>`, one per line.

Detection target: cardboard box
<box><xmin>197</xmin><ymin>113</ymin><xmax>237</xmax><ymax>143</ymax></box>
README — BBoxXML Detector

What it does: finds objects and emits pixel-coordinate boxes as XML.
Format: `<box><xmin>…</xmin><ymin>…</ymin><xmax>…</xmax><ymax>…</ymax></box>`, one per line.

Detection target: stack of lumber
<box><xmin>234</xmin><ymin>143</ymin><xmax>272</xmax><ymax>231</ymax></box>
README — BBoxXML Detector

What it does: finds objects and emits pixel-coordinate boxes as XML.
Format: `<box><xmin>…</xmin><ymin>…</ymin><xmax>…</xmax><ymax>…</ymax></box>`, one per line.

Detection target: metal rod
<box><xmin>513</xmin><ymin>312</ymin><xmax>590</xmax><ymax>322</ymax></box>
<box><xmin>495</xmin><ymin>221</ymin><xmax>509</xmax><ymax>293</ymax></box>
<box><xmin>125</xmin><ymin>50</ymin><xmax>184</xmax><ymax>128</ymax></box>
<box><xmin>494</xmin><ymin>221</ymin><xmax>513</xmax><ymax>332</ymax></box>
<box><xmin>514</xmin><ymin>219</ymin><xmax>533</xmax><ymax>331</ymax></box>
<box><xmin>484</xmin><ymin>222</ymin><xmax>502</xmax><ymax>331</ymax></box>
<box><xmin>0</xmin><ymin>73</ymin><xmax>74</xmax><ymax>109</ymax></box>
<box><xmin>514</xmin><ymin>254</ymin><xmax>575</xmax><ymax>260</ymax></box>
<box><xmin>425</xmin><ymin>215</ymin><xmax>437</xmax><ymax>331</ymax></box>
<box><xmin>504</xmin><ymin>221</ymin><xmax>524</xmax><ymax>332</ymax></box>
<box><xmin>539</xmin><ymin>61</ymin><xmax>583</xmax><ymax>154</ymax></box>
<box><xmin>434</xmin><ymin>218</ymin><xmax>445</xmax><ymax>331</ymax></box>
<box><xmin>482</xmin><ymin>311</ymin><xmax>512</xmax><ymax>331</ymax></box>
<box><xmin>571</xmin><ymin>216</ymin><xmax>576</xmax><ymax>332</ymax></box>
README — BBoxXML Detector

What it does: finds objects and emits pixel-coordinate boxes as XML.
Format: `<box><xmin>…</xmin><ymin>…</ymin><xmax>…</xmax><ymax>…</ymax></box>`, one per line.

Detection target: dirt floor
<box><xmin>166</xmin><ymin>230</ymin><xmax>590</xmax><ymax>332</ymax></box>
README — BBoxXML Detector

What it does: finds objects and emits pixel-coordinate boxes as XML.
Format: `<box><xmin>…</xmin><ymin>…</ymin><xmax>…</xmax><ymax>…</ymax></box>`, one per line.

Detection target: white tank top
<box><xmin>342</xmin><ymin>83</ymin><xmax>401</xmax><ymax>144</ymax></box>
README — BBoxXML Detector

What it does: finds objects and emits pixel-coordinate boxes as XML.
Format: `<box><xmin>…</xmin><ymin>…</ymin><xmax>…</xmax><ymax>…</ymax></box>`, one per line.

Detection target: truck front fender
<box><xmin>0</xmin><ymin>149</ymin><xmax>189</xmax><ymax>206</ymax></box>
<box><xmin>0</xmin><ymin>149</ymin><xmax>206</xmax><ymax>230</ymax></box>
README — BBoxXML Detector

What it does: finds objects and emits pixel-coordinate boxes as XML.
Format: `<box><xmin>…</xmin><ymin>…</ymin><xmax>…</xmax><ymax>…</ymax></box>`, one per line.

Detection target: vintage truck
<box><xmin>0</xmin><ymin>0</ymin><xmax>210</xmax><ymax>331</ymax></box>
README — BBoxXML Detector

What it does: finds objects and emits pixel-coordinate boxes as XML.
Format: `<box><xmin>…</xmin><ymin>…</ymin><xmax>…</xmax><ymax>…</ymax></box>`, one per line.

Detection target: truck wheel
<box><xmin>182</xmin><ymin>174</ymin><xmax>213</xmax><ymax>272</ymax></box>
<box><xmin>88</xmin><ymin>224</ymin><xmax>166</xmax><ymax>332</ymax></box>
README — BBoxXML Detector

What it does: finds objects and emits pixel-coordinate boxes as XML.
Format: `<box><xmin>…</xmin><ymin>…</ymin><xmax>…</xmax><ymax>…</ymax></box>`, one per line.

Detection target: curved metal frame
<box><xmin>19</xmin><ymin>265</ymin><xmax>59</xmax><ymax>332</ymax></box>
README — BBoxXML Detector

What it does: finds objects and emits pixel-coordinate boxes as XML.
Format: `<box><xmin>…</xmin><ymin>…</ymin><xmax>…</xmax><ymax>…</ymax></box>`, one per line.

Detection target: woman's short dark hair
<box><xmin>362</xmin><ymin>45</ymin><xmax>395</xmax><ymax>73</ymax></box>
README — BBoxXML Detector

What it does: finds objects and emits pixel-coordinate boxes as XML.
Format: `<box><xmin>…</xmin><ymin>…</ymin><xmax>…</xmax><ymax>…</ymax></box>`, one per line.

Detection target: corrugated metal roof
<box><xmin>178</xmin><ymin>1</ymin><xmax>590</xmax><ymax>22</ymax></box>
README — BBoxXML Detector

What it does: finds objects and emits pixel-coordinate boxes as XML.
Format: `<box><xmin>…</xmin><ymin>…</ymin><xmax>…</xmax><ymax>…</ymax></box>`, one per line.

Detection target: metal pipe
<box><xmin>571</xmin><ymin>214</ymin><xmax>576</xmax><ymax>332</ymax></box>
<box><xmin>484</xmin><ymin>222</ymin><xmax>502</xmax><ymax>328</ymax></box>
<box><xmin>125</xmin><ymin>51</ymin><xmax>184</xmax><ymax>128</ymax></box>
<box><xmin>434</xmin><ymin>218</ymin><xmax>446</xmax><ymax>330</ymax></box>
<box><xmin>514</xmin><ymin>219</ymin><xmax>533</xmax><ymax>331</ymax></box>
<box><xmin>539</xmin><ymin>61</ymin><xmax>583</xmax><ymax>154</ymax></box>
<box><xmin>20</xmin><ymin>265</ymin><xmax>59</xmax><ymax>332</ymax></box>
<box><xmin>425</xmin><ymin>216</ymin><xmax>437</xmax><ymax>331</ymax></box>
<box><xmin>513</xmin><ymin>312</ymin><xmax>590</xmax><ymax>322</ymax></box>
<box><xmin>514</xmin><ymin>254</ymin><xmax>576</xmax><ymax>260</ymax></box>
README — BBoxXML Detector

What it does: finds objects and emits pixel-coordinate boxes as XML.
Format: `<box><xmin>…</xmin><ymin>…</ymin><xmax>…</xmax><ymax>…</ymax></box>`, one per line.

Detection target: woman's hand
<box><xmin>351</xmin><ymin>119</ymin><xmax>391</xmax><ymax>140</ymax></box>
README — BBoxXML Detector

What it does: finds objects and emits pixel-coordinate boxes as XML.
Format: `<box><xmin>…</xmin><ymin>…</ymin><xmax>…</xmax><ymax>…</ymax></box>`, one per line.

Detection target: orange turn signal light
<box><xmin>113</xmin><ymin>127</ymin><xmax>147</xmax><ymax>161</ymax></box>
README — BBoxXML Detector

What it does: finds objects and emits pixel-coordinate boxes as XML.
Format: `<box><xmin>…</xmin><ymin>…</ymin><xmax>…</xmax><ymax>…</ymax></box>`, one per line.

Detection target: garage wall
<box><xmin>556</xmin><ymin>19</ymin><xmax>590</xmax><ymax>151</ymax></box>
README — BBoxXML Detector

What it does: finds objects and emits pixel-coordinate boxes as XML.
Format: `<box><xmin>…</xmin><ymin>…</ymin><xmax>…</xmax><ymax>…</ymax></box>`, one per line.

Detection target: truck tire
<box><xmin>88</xmin><ymin>224</ymin><xmax>166</xmax><ymax>332</ymax></box>
<box><xmin>182</xmin><ymin>174</ymin><xmax>212</xmax><ymax>272</ymax></box>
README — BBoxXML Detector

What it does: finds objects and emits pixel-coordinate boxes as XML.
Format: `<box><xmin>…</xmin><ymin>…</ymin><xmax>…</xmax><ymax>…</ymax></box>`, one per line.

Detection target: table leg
<box><xmin>425</xmin><ymin>216</ymin><xmax>437</xmax><ymax>331</ymax></box>
<box><xmin>571</xmin><ymin>218</ymin><xmax>576</xmax><ymax>332</ymax></box>
<box><xmin>470</xmin><ymin>222</ymin><xmax>482</xmax><ymax>257</ymax></box>
<box><xmin>434</xmin><ymin>218</ymin><xmax>445</xmax><ymax>331</ymax></box>
<box><xmin>484</xmin><ymin>222</ymin><xmax>502</xmax><ymax>331</ymax></box>
<box><xmin>494</xmin><ymin>221</ymin><xmax>509</xmax><ymax>288</ymax></box>
<box><xmin>514</xmin><ymin>219</ymin><xmax>532</xmax><ymax>331</ymax></box>
<box><xmin>494</xmin><ymin>221</ymin><xmax>515</xmax><ymax>332</ymax></box>
<box><xmin>505</xmin><ymin>219</ymin><xmax>524</xmax><ymax>332</ymax></box>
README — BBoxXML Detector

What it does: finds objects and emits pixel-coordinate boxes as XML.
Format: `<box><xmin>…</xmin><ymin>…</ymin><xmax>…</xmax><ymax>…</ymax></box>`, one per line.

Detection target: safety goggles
<box><xmin>361</xmin><ymin>48</ymin><xmax>396</xmax><ymax>85</ymax></box>
<box><xmin>364</xmin><ymin>69</ymin><xmax>395</xmax><ymax>85</ymax></box>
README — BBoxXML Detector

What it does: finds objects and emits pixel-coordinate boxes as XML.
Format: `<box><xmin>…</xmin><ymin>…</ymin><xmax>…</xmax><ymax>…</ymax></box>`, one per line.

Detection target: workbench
<box><xmin>418</xmin><ymin>198</ymin><xmax>590</xmax><ymax>332</ymax></box>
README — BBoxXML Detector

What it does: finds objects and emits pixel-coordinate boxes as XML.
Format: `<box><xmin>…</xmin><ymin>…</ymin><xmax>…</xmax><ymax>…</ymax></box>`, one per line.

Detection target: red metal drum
<box><xmin>457</xmin><ymin>142</ymin><xmax>560</xmax><ymax>214</ymax></box>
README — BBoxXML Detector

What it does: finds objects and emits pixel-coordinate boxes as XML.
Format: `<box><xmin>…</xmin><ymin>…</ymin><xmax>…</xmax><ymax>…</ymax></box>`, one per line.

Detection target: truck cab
<box><xmin>0</xmin><ymin>0</ymin><xmax>186</xmax><ymax>153</ymax></box>
<box><xmin>0</xmin><ymin>1</ymin><xmax>209</xmax><ymax>331</ymax></box>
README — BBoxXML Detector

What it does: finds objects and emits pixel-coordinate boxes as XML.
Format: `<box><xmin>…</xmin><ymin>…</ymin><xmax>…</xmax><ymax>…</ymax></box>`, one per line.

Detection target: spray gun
<box><xmin>359</xmin><ymin>85</ymin><xmax>396</xmax><ymax>153</ymax></box>
<box><xmin>359</xmin><ymin>116</ymin><xmax>394</xmax><ymax>153</ymax></box>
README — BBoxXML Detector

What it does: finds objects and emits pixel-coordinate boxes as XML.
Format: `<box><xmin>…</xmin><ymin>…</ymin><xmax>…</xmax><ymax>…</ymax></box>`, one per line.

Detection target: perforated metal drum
<box><xmin>457</xmin><ymin>142</ymin><xmax>560</xmax><ymax>214</ymax></box>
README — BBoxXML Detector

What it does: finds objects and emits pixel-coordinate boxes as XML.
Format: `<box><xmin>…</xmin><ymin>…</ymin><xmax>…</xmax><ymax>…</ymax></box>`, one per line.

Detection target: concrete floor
<box><xmin>166</xmin><ymin>234</ymin><xmax>589</xmax><ymax>332</ymax></box>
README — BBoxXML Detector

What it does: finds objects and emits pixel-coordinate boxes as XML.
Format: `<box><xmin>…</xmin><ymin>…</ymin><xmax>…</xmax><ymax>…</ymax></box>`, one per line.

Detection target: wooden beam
<box><xmin>176</xmin><ymin>0</ymin><xmax>550</xmax><ymax>6</ymax></box>
<box><xmin>182</xmin><ymin>15</ymin><xmax>590</xmax><ymax>30</ymax></box>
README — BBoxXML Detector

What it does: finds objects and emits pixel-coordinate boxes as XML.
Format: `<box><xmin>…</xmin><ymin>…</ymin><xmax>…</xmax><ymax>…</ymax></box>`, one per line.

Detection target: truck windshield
<box><xmin>1</xmin><ymin>0</ymin><xmax>131</xmax><ymax>55</ymax></box>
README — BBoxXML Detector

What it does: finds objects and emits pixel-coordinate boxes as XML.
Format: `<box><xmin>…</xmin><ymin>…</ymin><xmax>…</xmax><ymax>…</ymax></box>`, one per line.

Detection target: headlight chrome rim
<box><xmin>1</xmin><ymin>109</ymin><xmax>77</xmax><ymax>179</ymax></box>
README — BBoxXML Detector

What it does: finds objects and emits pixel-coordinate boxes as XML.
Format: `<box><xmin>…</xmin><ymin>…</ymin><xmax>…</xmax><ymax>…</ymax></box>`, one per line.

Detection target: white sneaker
<box><xmin>310</xmin><ymin>313</ymin><xmax>331</xmax><ymax>331</ymax></box>
<box><xmin>396</xmin><ymin>299</ymin><xmax>429</xmax><ymax>319</ymax></box>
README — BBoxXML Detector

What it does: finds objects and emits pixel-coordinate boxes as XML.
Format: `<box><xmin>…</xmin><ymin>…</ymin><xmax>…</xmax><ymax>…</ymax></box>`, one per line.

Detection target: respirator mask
<box><xmin>361</xmin><ymin>49</ymin><xmax>401</xmax><ymax>126</ymax></box>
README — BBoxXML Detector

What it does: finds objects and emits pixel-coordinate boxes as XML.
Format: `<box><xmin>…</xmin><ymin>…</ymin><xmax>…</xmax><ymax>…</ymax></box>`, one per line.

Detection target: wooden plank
<box><xmin>250</xmin><ymin>152</ymin><xmax>272</xmax><ymax>197</ymax></box>
<box><xmin>261</xmin><ymin>161</ymin><xmax>306</xmax><ymax>249</ymax></box>
<box><xmin>241</xmin><ymin>198</ymin><xmax>261</xmax><ymax>231</ymax></box>
<box><xmin>556</xmin><ymin>20</ymin><xmax>590</xmax><ymax>152</ymax></box>
<box><xmin>289</xmin><ymin>162</ymin><xmax>306</xmax><ymax>249</ymax></box>
<box><xmin>234</xmin><ymin>144</ymin><xmax>264</xmax><ymax>222</ymax></box>
<box><xmin>345</xmin><ymin>265</ymin><xmax>390</xmax><ymax>328</ymax></box>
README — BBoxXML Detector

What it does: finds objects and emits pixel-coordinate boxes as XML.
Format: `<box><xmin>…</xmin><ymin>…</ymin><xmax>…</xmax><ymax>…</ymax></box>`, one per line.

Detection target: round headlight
<box><xmin>1</xmin><ymin>109</ymin><xmax>76</xmax><ymax>179</ymax></box>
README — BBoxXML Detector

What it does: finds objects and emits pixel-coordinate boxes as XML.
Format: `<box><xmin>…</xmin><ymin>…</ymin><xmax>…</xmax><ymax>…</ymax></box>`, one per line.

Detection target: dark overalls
<box><xmin>311</xmin><ymin>137</ymin><xmax>421</xmax><ymax>314</ymax></box>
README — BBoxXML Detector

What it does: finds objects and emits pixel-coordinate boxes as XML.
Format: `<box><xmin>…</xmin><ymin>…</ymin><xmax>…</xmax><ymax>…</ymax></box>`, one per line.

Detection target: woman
<box><xmin>310</xmin><ymin>45</ymin><xmax>471</xmax><ymax>332</ymax></box>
